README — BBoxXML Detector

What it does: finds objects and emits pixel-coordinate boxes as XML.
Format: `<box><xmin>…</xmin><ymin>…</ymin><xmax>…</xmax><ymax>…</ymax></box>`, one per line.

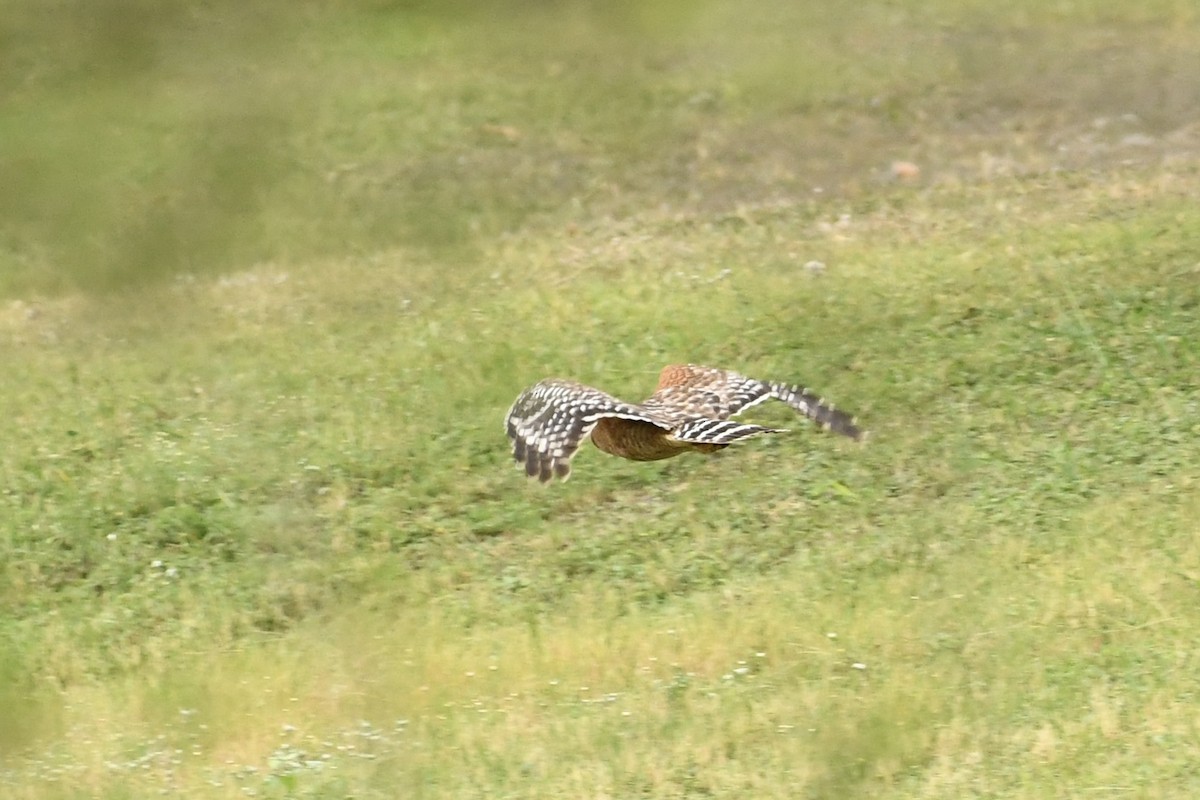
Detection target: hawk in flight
<box><xmin>505</xmin><ymin>363</ymin><xmax>864</xmax><ymax>482</ymax></box>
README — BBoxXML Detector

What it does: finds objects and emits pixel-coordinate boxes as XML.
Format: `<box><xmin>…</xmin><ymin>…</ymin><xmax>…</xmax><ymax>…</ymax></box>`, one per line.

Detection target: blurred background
<box><xmin>2</xmin><ymin>0</ymin><xmax>1196</xmax><ymax>294</ymax></box>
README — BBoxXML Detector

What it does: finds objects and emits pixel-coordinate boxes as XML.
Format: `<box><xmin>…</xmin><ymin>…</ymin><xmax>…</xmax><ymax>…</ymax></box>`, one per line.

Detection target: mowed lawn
<box><xmin>2</xmin><ymin>1</ymin><xmax>1199</xmax><ymax>798</ymax></box>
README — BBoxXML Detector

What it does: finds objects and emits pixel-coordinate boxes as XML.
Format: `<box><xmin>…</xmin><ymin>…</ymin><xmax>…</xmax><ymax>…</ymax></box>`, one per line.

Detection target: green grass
<box><xmin>2</xmin><ymin>1</ymin><xmax>1200</xmax><ymax>797</ymax></box>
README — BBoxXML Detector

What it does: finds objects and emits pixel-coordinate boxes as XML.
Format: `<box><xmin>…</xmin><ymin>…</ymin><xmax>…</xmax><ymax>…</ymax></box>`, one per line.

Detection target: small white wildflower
<box><xmin>851</xmin><ymin>662</ymin><xmax>867</xmax><ymax>670</ymax></box>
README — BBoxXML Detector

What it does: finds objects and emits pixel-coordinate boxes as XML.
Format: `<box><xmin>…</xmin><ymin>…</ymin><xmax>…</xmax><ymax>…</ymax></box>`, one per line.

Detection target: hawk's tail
<box><xmin>768</xmin><ymin>383</ymin><xmax>865</xmax><ymax>441</ymax></box>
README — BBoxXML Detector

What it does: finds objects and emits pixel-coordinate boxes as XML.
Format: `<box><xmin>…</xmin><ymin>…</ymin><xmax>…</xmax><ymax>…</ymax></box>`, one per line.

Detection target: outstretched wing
<box><xmin>505</xmin><ymin>379</ymin><xmax>673</xmax><ymax>482</ymax></box>
<box><xmin>671</xmin><ymin>418</ymin><xmax>785</xmax><ymax>445</ymax></box>
<box><xmin>649</xmin><ymin>364</ymin><xmax>864</xmax><ymax>441</ymax></box>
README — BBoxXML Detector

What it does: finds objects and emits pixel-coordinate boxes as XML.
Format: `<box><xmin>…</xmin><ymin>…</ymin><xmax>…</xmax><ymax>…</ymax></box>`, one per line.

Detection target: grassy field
<box><xmin>2</xmin><ymin>1</ymin><xmax>1199</xmax><ymax>797</ymax></box>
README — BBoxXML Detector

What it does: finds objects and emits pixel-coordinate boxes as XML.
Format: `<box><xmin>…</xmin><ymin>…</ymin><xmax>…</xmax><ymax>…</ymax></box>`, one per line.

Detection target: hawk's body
<box><xmin>505</xmin><ymin>364</ymin><xmax>863</xmax><ymax>482</ymax></box>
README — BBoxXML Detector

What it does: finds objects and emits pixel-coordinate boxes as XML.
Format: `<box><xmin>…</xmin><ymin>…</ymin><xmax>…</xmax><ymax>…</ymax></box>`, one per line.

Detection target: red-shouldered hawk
<box><xmin>505</xmin><ymin>363</ymin><xmax>864</xmax><ymax>482</ymax></box>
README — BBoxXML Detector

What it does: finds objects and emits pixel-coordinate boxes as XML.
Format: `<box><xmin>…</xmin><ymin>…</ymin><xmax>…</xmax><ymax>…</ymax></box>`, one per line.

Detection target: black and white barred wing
<box><xmin>505</xmin><ymin>379</ymin><xmax>672</xmax><ymax>482</ymax></box>
<box><xmin>670</xmin><ymin>417</ymin><xmax>785</xmax><ymax>445</ymax></box>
